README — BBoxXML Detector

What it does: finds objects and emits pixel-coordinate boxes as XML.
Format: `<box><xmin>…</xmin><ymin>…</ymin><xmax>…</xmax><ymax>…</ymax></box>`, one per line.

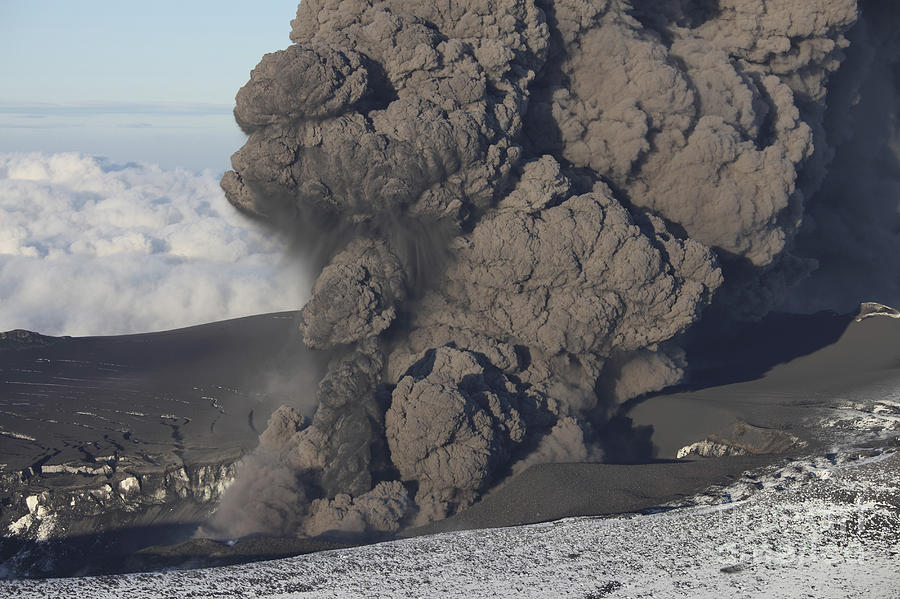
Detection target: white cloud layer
<box><xmin>0</xmin><ymin>152</ymin><xmax>309</xmax><ymax>336</ymax></box>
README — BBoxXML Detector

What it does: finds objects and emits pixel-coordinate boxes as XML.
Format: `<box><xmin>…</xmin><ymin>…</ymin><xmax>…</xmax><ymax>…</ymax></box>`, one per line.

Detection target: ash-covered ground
<box><xmin>5</xmin><ymin>376</ymin><xmax>898</xmax><ymax>597</ymax></box>
<box><xmin>0</xmin><ymin>313</ymin><xmax>320</xmax><ymax>577</ymax></box>
<box><xmin>203</xmin><ymin>0</ymin><xmax>900</xmax><ymax>541</ymax></box>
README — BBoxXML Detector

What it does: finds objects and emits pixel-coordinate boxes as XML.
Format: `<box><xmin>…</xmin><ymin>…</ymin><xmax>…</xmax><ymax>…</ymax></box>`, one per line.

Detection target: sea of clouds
<box><xmin>0</xmin><ymin>152</ymin><xmax>309</xmax><ymax>336</ymax></box>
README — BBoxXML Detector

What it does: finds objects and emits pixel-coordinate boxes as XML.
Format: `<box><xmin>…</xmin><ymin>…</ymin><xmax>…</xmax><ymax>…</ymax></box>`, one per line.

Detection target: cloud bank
<box><xmin>0</xmin><ymin>152</ymin><xmax>308</xmax><ymax>336</ymax></box>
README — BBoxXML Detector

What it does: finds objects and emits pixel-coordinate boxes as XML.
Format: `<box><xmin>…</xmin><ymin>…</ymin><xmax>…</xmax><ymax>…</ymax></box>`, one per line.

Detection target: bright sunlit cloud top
<box><xmin>0</xmin><ymin>152</ymin><xmax>309</xmax><ymax>336</ymax></box>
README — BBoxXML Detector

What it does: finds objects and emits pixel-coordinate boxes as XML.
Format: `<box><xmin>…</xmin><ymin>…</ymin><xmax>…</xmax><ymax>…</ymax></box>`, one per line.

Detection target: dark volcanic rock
<box><xmin>0</xmin><ymin>330</ymin><xmax>69</xmax><ymax>351</ymax></box>
<box><xmin>0</xmin><ymin>312</ymin><xmax>315</xmax><ymax>571</ymax></box>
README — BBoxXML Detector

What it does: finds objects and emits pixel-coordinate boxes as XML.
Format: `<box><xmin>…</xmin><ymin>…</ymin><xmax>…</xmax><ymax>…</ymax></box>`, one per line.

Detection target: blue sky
<box><xmin>0</xmin><ymin>1</ymin><xmax>300</xmax><ymax>171</ymax></box>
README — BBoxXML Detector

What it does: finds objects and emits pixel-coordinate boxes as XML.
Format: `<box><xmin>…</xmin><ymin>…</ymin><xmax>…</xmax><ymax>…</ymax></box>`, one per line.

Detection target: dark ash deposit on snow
<box><xmin>206</xmin><ymin>0</ymin><xmax>900</xmax><ymax>539</ymax></box>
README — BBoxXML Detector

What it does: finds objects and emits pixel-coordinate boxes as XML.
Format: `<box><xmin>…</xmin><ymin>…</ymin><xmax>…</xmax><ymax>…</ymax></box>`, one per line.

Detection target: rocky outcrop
<box><xmin>676</xmin><ymin>423</ymin><xmax>804</xmax><ymax>459</ymax></box>
<box><xmin>0</xmin><ymin>330</ymin><xmax>69</xmax><ymax>350</ymax></box>
<box><xmin>855</xmin><ymin>302</ymin><xmax>900</xmax><ymax>322</ymax></box>
<box><xmin>1</xmin><ymin>451</ymin><xmax>239</xmax><ymax>543</ymax></box>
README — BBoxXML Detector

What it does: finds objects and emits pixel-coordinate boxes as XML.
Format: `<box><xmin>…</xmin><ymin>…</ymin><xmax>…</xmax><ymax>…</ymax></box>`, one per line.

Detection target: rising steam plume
<box><xmin>204</xmin><ymin>0</ymin><xmax>900</xmax><ymax>539</ymax></box>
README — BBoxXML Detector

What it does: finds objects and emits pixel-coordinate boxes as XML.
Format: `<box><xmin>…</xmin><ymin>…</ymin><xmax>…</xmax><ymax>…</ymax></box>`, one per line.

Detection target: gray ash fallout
<box><xmin>206</xmin><ymin>0</ymin><xmax>900</xmax><ymax>539</ymax></box>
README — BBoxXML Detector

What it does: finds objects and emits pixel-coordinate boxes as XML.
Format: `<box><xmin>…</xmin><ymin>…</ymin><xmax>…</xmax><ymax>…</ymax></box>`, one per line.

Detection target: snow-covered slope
<box><xmin>4</xmin><ymin>405</ymin><xmax>897</xmax><ymax>598</ymax></box>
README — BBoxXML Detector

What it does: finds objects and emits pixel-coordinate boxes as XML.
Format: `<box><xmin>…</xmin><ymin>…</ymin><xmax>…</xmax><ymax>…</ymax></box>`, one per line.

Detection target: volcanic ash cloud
<box><xmin>207</xmin><ymin>0</ymin><xmax>900</xmax><ymax>538</ymax></box>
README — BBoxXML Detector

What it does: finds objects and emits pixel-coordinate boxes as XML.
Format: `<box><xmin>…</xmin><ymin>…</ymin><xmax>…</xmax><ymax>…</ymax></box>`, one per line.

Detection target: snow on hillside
<box><xmin>3</xmin><ymin>447</ymin><xmax>897</xmax><ymax>597</ymax></box>
<box><xmin>3</xmin><ymin>381</ymin><xmax>899</xmax><ymax>598</ymax></box>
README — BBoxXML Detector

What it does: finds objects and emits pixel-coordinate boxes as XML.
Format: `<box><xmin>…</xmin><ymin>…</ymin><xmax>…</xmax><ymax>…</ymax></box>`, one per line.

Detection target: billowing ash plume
<box><xmin>781</xmin><ymin>0</ymin><xmax>900</xmax><ymax>313</ymax></box>
<box><xmin>206</xmin><ymin>0</ymin><xmax>900</xmax><ymax>539</ymax></box>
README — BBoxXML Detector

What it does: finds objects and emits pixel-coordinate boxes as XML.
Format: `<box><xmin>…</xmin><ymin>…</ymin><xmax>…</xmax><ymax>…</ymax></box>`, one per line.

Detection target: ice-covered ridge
<box><xmin>0</xmin><ymin>429</ymin><xmax>36</xmax><ymax>442</ymax></box>
<box><xmin>855</xmin><ymin>301</ymin><xmax>900</xmax><ymax>322</ymax></box>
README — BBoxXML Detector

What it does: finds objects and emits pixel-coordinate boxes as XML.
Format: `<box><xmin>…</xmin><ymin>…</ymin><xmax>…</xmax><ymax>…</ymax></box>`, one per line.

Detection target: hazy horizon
<box><xmin>0</xmin><ymin>1</ymin><xmax>300</xmax><ymax>171</ymax></box>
